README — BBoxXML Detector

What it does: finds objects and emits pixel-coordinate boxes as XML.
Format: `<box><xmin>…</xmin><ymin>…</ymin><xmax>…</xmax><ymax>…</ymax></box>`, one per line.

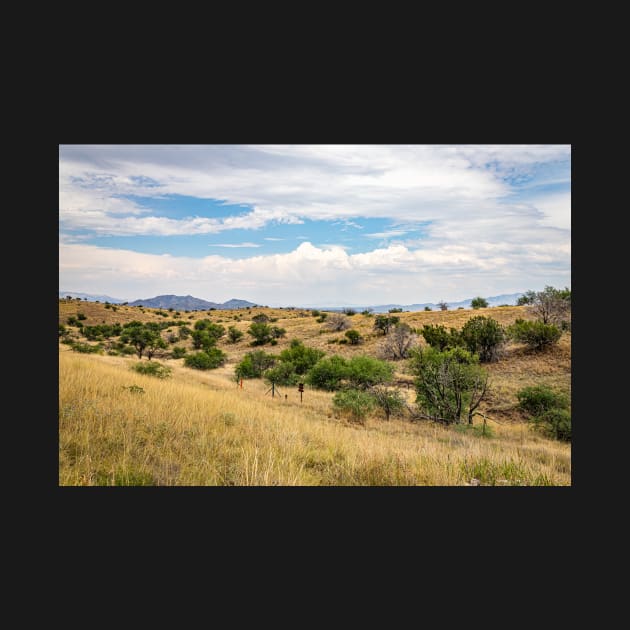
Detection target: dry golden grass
<box><xmin>59</xmin><ymin>344</ymin><xmax>571</xmax><ymax>486</ymax></box>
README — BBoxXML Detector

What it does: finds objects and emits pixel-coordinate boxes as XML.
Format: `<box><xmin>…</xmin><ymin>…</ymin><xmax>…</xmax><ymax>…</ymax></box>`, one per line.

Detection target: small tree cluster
<box><xmin>460</xmin><ymin>316</ymin><xmax>505</xmax><ymax>362</ymax></box>
<box><xmin>517</xmin><ymin>384</ymin><xmax>570</xmax><ymax>441</ymax></box>
<box><xmin>508</xmin><ymin>319</ymin><xmax>562</xmax><ymax>351</ymax></box>
<box><xmin>470</xmin><ymin>297</ymin><xmax>489</xmax><ymax>309</ymax></box>
<box><xmin>184</xmin><ymin>348</ymin><xmax>227</xmax><ymax>370</ymax></box>
<box><xmin>517</xmin><ymin>286</ymin><xmax>571</xmax><ymax>326</ymax></box>
<box><xmin>373</xmin><ymin>315</ymin><xmax>400</xmax><ymax>335</ymax></box>
<box><xmin>235</xmin><ymin>350</ymin><xmax>276</xmax><ymax>379</ymax></box>
<box><xmin>306</xmin><ymin>355</ymin><xmax>394</xmax><ymax>391</ymax></box>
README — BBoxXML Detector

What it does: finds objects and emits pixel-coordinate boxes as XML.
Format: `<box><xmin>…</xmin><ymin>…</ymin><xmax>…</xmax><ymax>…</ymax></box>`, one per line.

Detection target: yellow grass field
<box><xmin>59</xmin><ymin>300</ymin><xmax>571</xmax><ymax>486</ymax></box>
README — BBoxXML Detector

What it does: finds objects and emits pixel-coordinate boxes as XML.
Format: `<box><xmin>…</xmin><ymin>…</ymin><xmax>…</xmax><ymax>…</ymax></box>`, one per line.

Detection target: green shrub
<box><xmin>424</xmin><ymin>306</ymin><xmax>432</xmax><ymax>311</ymax></box>
<box><xmin>67</xmin><ymin>316</ymin><xmax>78</xmax><ymax>326</ymax></box>
<box><xmin>71</xmin><ymin>342</ymin><xmax>102</xmax><ymax>354</ymax></box>
<box><xmin>470</xmin><ymin>297</ymin><xmax>489</xmax><ymax>309</ymax></box>
<box><xmin>171</xmin><ymin>346</ymin><xmax>187</xmax><ymax>359</ymax></box>
<box><xmin>388</xmin><ymin>307</ymin><xmax>403</xmax><ymax>313</ymax></box>
<box><xmin>333</xmin><ymin>389</ymin><xmax>375</xmax><ymax>424</ymax></box>
<box><xmin>235</xmin><ymin>350</ymin><xmax>276</xmax><ymax>379</ymax></box>
<box><xmin>370</xmin><ymin>386</ymin><xmax>405</xmax><ymax>421</ymax></box>
<box><xmin>460</xmin><ymin>316</ymin><xmax>505</xmax><ymax>362</ymax></box>
<box><xmin>508</xmin><ymin>319</ymin><xmax>562</xmax><ymax>351</ymax></box>
<box><xmin>420</xmin><ymin>324</ymin><xmax>461</xmax><ymax>350</ymax></box>
<box><xmin>346</xmin><ymin>356</ymin><xmax>394</xmax><ymax>389</ymax></box>
<box><xmin>131</xmin><ymin>361</ymin><xmax>172</xmax><ymax>378</ymax></box>
<box><xmin>264</xmin><ymin>361</ymin><xmax>299</xmax><ymax>386</ymax></box>
<box><xmin>517</xmin><ymin>384</ymin><xmax>568</xmax><ymax>415</ymax></box>
<box><xmin>345</xmin><ymin>329</ymin><xmax>361</xmax><ymax>345</ymax></box>
<box><xmin>184</xmin><ymin>348</ymin><xmax>227</xmax><ymax>370</ymax></box>
<box><xmin>311</xmin><ymin>310</ymin><xmax>321</xmax><ymax>317</ymax></box>
<box><xmin>77</xmin><ymin>313</ymin><xmax>87</xmax><ymax>320</ymax></box>
<box><xmin>248</xmin><ymin>322</ymin><xmax>273</xmax><ymax>345</ymax></box>
<box><xmin>342</xmin><ymin>308</ymin><xmax>357</xmax><ymax>316</ymax></box>
<box><xmin>228</xmin><ymin>326</ymin><xmax>244</xmax><ymax>343</ymax></box>
<box><xmin>59</xmin><ymin>323</ymin><xmax>67</xmax><ymax>336</ymax></box>
<box><xmin>120</xmin><ymin>345</ymin><xmax>136</xmax><ymax>355</ymax></box>
<box><xmin>373</xmin><ymin>315</ymin><xmax>400</xmax><ymax>335</ymax></box>
<box><xmin>306</xmin><ymin>356</ymin><xmax>348</xmax><ymax>391</ymax></box>
<box><xmin>278</xmin><ymin>339</ymin><xmax>325</xmax><ymax>374</ymax></box>
<box><xmin>538</xmin><ymin>408</ymin><xmax>571</xmax><ymax>441</ymax></box>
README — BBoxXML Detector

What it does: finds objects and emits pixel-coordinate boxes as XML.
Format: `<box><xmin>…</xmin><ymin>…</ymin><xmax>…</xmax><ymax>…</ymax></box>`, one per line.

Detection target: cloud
<box><xmin>365</xmin><ymin>230</ymin><xmax>408</xmax><ymax>239</ymax></box>
<box><xmin>60</xmin><ymin>239</ymin><xmax>570</xmax><ymax>306</ymax></box>
<box><xmin>264</xmin><ymin>237</ymin><xmax>284</xmax><ymax>241</ymax></box>
<box><xmin>210</xmin><ymin>242</ymin><xmax>261</xmax><ymax>248</ymax></box>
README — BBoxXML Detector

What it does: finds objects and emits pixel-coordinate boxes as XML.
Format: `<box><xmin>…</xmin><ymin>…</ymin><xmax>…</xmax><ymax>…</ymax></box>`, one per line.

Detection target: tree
<box><xmin>227</xmin><ymin>326</ymin><xmax>244</xmax><ymax>343</ymax></box>
<box><xmin>460</xmin><ymin>316</ymin><xmax>505</xmax><ymax>362</ymax></box>
<box><xmin>192</xmin><ymin>330</ymin><xmax>215</xmax><ymax>350</ymax></box>
<box><xmin>333</xmin><ymin>389</ymin><xmax>375</xmax><ymax>424</ymax></box>
<box><xmin>424</xmin><ymin>306</ymin><xmax>432</xmax><ymax>311</ymax></box>
<box><xmin>438</xmin><ymin>301</ymin><xmax>448</xmax><ymax>311</ymax></box>
<box><xmin>235</xmin><ymin>350</ymin><xmax>276</xmax><ymax>379</ymax></box>
<box><xmin>373</xmin><ymin>315</ymin><xmax>400</xmax><ymax>335</ymax></box>
<box><xmin>408</xmin><ymin>346</ymin><xmax>489</xmax><ymax>424</ymax></box>
<box><xmin>345</xmin><ymin>329</ymin><xmax>362</xmax><ymax>345</ymax></box>
<box><xmin>522</xmin><ymin>286</ymin><xmax>571</xmax><ymax>325</ymax></box>
<box><xmin>121</xmin><ymin>323</ymin><xmax>163</xmax><ymax>359</ymax></box>
<box><xmin>388</xmin><ymin>307</ymin><xmax>403</xmax><ymax>313</ymax></box>
<box><xmin>324</xmin><ymin>313</ymin><xmax>352</xmax><ymax>331</ymax></box>
<box><xmin>184</xmin><ymin>348</ymin><xmax>226</xmax><ymax>370</ymax></box>
<box><xmin>306</xmin><ymin>356</ymin><xmax>349</xmax><ymax>390</ymax></box>
<box><xmin>370</xmin><ymin>386</ymin><xmax>405</xmax><ymax>421</ymax></box>
<box><xmin>345</xmin><ymin>356</ymin><xmax>394</xmax><ymax>389</ymax></box>
<box><xmin>471</xmin><ymin>297</ymin><xmax>489</xmax><ymax>309</ymax></box>
<box><xmin>252</xmin><ymin>313</ymin><xmax>270</xmax><ymax>323</ymax></box>
<box><xmin>342</xmin><ymin>308</ymin><xmax>357</xmax><ymax>316</ymax></box>
<box><xmin>508</xmin><ymin>319</ymin><xmax>562</xmax><ymax>351</ymax></box>
<box><xmin>380</xmin><ymin>323</ymin><xmax>417</xmax><ymax>359</ymax></box>
<box><xmin>263</xmin><ymin>361</ymin><xmax>299</xmax><ymax>386</ymax></box>
<box><xmin>517</xmin><ymin>384</ymin><xmax>570</xmax><ymax>441</ymax></box>
<box><xmin>420</xmin><ymin>324</ymin><xmax>461</xmax><ymax>351</ymax></box>
<box><xmin>248</xmin><ymin>322</ymin><xmax>273</xmax><ymax>345</ymax></box>
<box><xmin>278</xmin><ymin>339</ymin><xmax>325</xmax><ymax>374</ymax></box>
<box><xmin>145</xmin><ymin>334</ymin><xmax>167</xmax><ymax>360</ymax></box>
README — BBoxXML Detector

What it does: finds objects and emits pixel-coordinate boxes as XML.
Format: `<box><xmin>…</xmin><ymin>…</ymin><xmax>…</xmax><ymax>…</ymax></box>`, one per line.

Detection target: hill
<box><xmin>128</xmin><ymin>295</ymin><xmax>257</xmax><ymax>310</ymax></box>
<box><xmin>58</xmin><ymin>290</ymin><xmax>125</xmax><ymax>303</ymax></box>
<box><xmin>58</xmin><ymin>299</ymin><xmax>571</xmax><ymax>485</ymax></box>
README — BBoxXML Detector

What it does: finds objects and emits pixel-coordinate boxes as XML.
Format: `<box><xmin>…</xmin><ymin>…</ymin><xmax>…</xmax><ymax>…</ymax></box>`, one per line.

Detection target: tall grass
<box><xmin>59</xmin><ymin>352</ymin><xmax>570</xmax><ymax>486</ymax></box>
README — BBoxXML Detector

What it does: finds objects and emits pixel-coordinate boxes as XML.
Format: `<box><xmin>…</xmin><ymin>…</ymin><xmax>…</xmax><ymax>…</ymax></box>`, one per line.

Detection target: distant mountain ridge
<box><xmin>59</xmin><ymin>291</ymin><xmax>125</xmax><ymax>303</ymax></box>
<box><xmin>306</xmin><ymin>293</ymin><xmax>525</xmax><ymax>313</ymax></box>
<box><xmin>128</xmin><ymin>295</ymin><xmax>257</xmax><ymax>310</ymax></box>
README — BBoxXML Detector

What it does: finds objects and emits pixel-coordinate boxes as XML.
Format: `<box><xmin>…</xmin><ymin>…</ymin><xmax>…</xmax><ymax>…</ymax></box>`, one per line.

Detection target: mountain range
<box><xmin>59</xmin><ymin>290</ymin><xmax>523</xmax><ymax>312</ymax></box>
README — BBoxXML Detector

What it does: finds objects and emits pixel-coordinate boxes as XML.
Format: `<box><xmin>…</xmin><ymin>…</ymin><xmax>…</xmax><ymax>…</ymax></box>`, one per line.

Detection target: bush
<box><xmin>424</xmin><ymin>306</ymin><xmax>432</xmax><ymax>311</ymax></box>
<box><xmin>370</xmin><ymin>386</ymin><xmax>405</xmax><ymax>421</ymax></box>
<box><xmin>77</xmin><ymin>313</ymin><xmax>87</xmax><ymax>320</ymax></box>
<box><xmin>306</xmin><ymin>356</ymin><xmax>348</xmax><ymax>391</ymax></box>
<box><xmin>311</xmin><ymin>310</ymin><xmax>321</xmax><ymax>317</ymax></box>
<box><xmin>517</xmin><ymin>384</ymin><xmax>570</xmax><ymax>442</ymax></box>
<box><xmin>316</xmin><ymin>313</ymin><xmax>328</xmax><ymax>323</ymax></box>
<box><xmin>345</xmin><ymin>329</ymin><xmax>362</xmax><ymax>345</ymax></box>
<box><xmin>346</xmin><ymin>356</ymin><xmax>394</xmax><ymax>389</ymax></box>
<box><xmin>252</xmin><ymin>313</ymin><xmax>270</xmax><ymax>324</ymax></box>
<box><xmin>264</xmin><ymin>361</ymin><xmax>300</xmax><ymax>386</ymax></box>
<box><xmin>517</xmin><ymin>384</ymin><xmax>569</xmax><ymax>415</ymax></box>
<box><xmin>342</xmin><ymin>308</ymin><xmax>357</xmax><ymax>316</ymax></box>
<box><xmin>248</xmin><ymin>322</ymin><xmax>273</xmax><ymax>345</ymax></box>
<box><xmin>408</xmin><ymin>346</ymin><xmax>489</xmax><ymax>424</ymax></box>
<box><xmin>373</xmin><ymin>315</ymin><xmax>400</xmax><ymax>335</ymax></box>
<box><xmin>508</xmin><ymin>319</ymin><xmax>562</xmax><ymax>351</ymax></box>
<box><xmin>171</xmin><ymin>346</ymin><xmax>187</xmax><ymax>359</ymax></box>
<box><xmin>271</xmin><ymin>326</ymin><xmax>286</xmax><ymax>339</ymax></box>
<box><xmin>421</xmin><ymin>324</ymin><xmax>461</xmax><ymax>350</ymax></box>
<box><xmin>184</xmin><ymin>348</ymin><xmax>227</xmax><ymax>370</ymax></box>
<box><xmin>131</xmin><ymin>361</ymin><xmax>172</xmax><ymax>378</ymax></box>
<box><xmin>324</xmin><ymin>313</ymin><xmax>352</xmax><ymax>332</ymax></box>
<box><xmin>278</xmin><ymin>339</ymin><xmax>325</xmax><ymax>374</ymax></box>
<box><xmin>471</xmin><ymin>297</ymin><xmax>489</xmax><ymax>309</ymax></box>
<box><xmin>361</xmin><ymin>309</ymin><xmax>373</xmax><ymax>316</ymax></box>
<box><xmin>67</xmin><ymin>316</ymin><xmax>78</xmax><ymax>326</ymax></box>
<box><xmin>228</xmin><ymin>326</ymin><xmax>244</xmax><ymax>343</ymax></box>
<box><xmin>388</xmin><ymin>307</ymin><xmax>403</xmax><ymax>313</ymax></box>
<box><xmin>58</xmin><ymin>323</ymin><xmax>66</xmax><ymax>336</ymax></box>
<box><xmin>71</xmin><ymin>342</ymin><xmax>102</xmax><ymax>354</ymax></box>
<box><xmin>333</xmin><ymin>389</ymin><xmax>375</xmax><ymax>424</ymax></box>
<box><xmin>167</xmin><ymin>333</ymin><xmax>178</xmax><ymax>344</ymax></box>
<box><xmin>235</xmin><ymin>350</ymin><xmax>276</xmax><ymax>379</ymax></box>
<box><xmin>460</xmin><ymin>316</ymin><xmax>505</xmax><ymax>362</ymax></box>
<box><xmin>438</xmin><ymin>301</ymin><xmax>448</xmax><ymax>311</ymax></box>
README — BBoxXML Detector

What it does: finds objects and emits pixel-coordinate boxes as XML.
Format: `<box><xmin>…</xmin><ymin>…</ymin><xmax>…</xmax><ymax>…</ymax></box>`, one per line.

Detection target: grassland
<box><xmin>59</xmin><ymin>300</ymin><xmax>571</xmax><ymax>485</ymax></box>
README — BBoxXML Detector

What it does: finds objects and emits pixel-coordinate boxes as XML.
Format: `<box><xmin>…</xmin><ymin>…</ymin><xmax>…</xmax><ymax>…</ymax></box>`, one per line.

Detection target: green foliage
<box><xmin>192</xmin><ymin>330</ymin><xmax>215</xmax><ymax>350</ymax></box>
<box><xmin>388</xmin><ymin>307</ymin><xmax>403</xmax><ymax>313</ymax></box>
<box><xmin>77</xmin><ymin>312</ymin><xmax>87</xmax><ymax>320</ymax></box>
<box><xmin>227</xmin><ymin>326</ymin><xmax>244</xmax><ymax>343</ymax></box>
<box><xmin>517</xmin><ymin>384</ymin><xmax>568</xmax><ymax>416</ymax></box>
<box><xmin>370</xmin><ymin>386</ymin><xmax>405</xmax><ymax>421</ymax></box>
<box><xmin>184</xmin><ymin>348</ymin><xmax>227</xmax><ymax>370</ymax></box>
<box><xmin>345</xmin><ymin>329</ymin><xmax>362</xmax><ymax>345</ymax></box>
<box><xmin>373</xmin><ymin>315</ymin><xmax>400</xmax><ymax>335</ymax></box>
<box><xmin>59</xmin><ymin>323</ymin><xmax>67</xmax><ymax>336</ymax></box>
<box><xmin>178</xmin><ymin>326</ymin><xmax>191</xmax><ymax>340</ymax></box>
<box><xmin>508</xmin><ymin>319</ymin><xmax>562</xmax><ymax>351</ymax></box>
<box><xmin>311</xmin><ymin>310</ymin><xmax>321</xmax><ymax>317</ymax></box>
<box><xmin>409</xmin><ymin>346</ymin><xmax>489</xmax><ymax>424</ymax></box>
<box><xmin>342</xmin><ymin>308</ymin><xmax>357</xmax><ymax>316</ymax></box>
<box><xmin>120</xmin><ymin>322</ymin><xmax>165</xmax><ymax>359</ymax></box>
<box><xmin>171</xmin><ymin>346</ymin><xmax>187</xmax><ymax>359</ymax></box>
<box><xmin>460</xmin><ymin>316</ymin><xmax>505</xmax><ymax>362</ymax></box>
<box><xmin>235</xmin><ymin>350</ymin><xmax>276</xmax><ymax>379</ymax></box>
<box><xmin>67</xmin><ymin>316</ymin><xmax>78</xmax><ymax>326</ymax></box>
<box><xmin>278</xmin><ymin>339</ymin><xmax>325</xmax><ymax>374</ymax></box>
<box><xmin>517</xmin><ymin>384</ymin><xmax>570</xmax><ymax>441</ymax></box>
<box><xmin>264</xmin><ymin>361</ymin><xmax>300</xmax><ymax>386</ymax></box>
<box><xmin>424</xmin><ymin>306</ymin><xmax>432</xmax><ymax>311</ymax></box>
<box><xmin>248</xmin><ymin>322</ymin><xmax>274</xmax><ymax>345</ymax></box>
<box><xmin>420</xmin><ymin>324</ymin><xmax>461</xmax><ymax>351</ymax></box>
<box><xmin>520</xmin><ymin>286</ymin><xmax>571</xmax><ymax>325</ymax></box>
<box><xmin>131</xmin><ymin>361</ymin><xmax>172</xmax><ymax>379</ymax></box>
<box><xmin>271</xmin><ymin>326</ymin><xmax>286</xmax><ymax>339</ymax></box>
<box><xmin>306</xmin><ymin>356</ymin><xmax>349</xmax><ymax>391</ymax></box>
<box><xmin>346</xmin><ymin>356</ymin><xmax>394</xmax><ymax>389</ymax></box>
<box><xmin>315</xmin><ymin>312</ymin><xmax>328</xmax><ymax>323</ymax></box>
<box><xmin>252</xmin><ymin>313</ymin><xmax>270</xmax><ymax>324</ymax></box>
<box><xmin>333</xmin><ymin>389</ymin><xmax>375</xmax><ymax>424</ymax></box>
<box><xmin>71</xmin><ymin>342</ymin><xmax>102</xmax><ymax>354</ymax></box>
<box><xmin>471</xmin><ymin>296</ymin><xmax>489</xmax><ymax>309</ymax></box>
<box><xmin>82</xmin><ymin>323</ymin><xmax>123</xmax><ymax>340</ymax></box>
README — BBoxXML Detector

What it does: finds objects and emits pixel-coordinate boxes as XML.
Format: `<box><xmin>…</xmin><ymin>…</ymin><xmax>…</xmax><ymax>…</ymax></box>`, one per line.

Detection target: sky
<box><xmin>59</xmin><ymin>144</ymin><xmax>571</xmax><ymax>306</ymax></box>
